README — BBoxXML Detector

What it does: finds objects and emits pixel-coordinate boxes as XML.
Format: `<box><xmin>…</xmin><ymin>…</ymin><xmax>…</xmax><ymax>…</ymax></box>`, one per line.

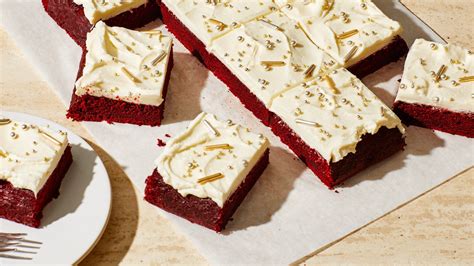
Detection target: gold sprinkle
<box><xmin>40</xmin><ymin>130</ymin><xmax>62</xmax><ymax>145</ymax></box>
<box><xmin>261</xmin><ymin>61</ymin><xmax>286</xmax><ymax>67</ymax></box>
<box><xmin>304</xmin><ymin>64</ymin><xmax>316</xmax><ymax>79</ymax></box>
<box><xmin>152</xmin><ymin>51</ymin><xmax>167</xmax><ymax>66</ymax></box>
<box><xmin>0</xmin><ymin>150</ymin><xmax>6</xmax><ymax>158</ymax></box>
<box><xmin>203</xmin><ymin>119</ymin><xmax>219</xmax><ymax>136</ymax></box>
<box><xmin>205</xmin><ymin>144</ymin><xmax>233</xmax><ymax>150</ymax></box>
<box><xmin>336</xmin><ymin>29</ymin><xmax>359</xmax><ymax>40</ymax></box>
<box><xmin>257</xmin><ymin>18</ymin><xmax>283</xmax><ymax>31</ymax></box>
<box><xmin>143</xmin><ymin>30</ymin><xmax>162</xmax><ymax>35</ymax></box>
<box><xmin>459</xmin><ymin>76</ymin><xmax>474</xmax><ymax>83</ymax></box>
<box><xmin>197</xmin><ymin>173</ymin><xmax>224</xmax><ymax>185</ymax></box>
<box><xmin>435</xmin><ymin>65</ymin><xmax>447</xmax><ymax>82</ymax></box>
<box><xmin>344</xmin><ymin>46</ymin><xmax>359</xmax><ymax>63</ymax></box>
<box><xmin>121</xmin><ymin>67</ymin><xmax>141</xmax><ymax>83</ymax></box>
<box><xmin>0</xmin><ymin>118</ymin><xmax>11</xmax><ymax>125</ymax></box>
<box><xmin>208</xmin><ymin>18</ymin><xmax>227</xmax><ymax>29</ymax></box>
<box><xmin>295</xmin><ymin>118</ymin><xmax>321</xmax><ymax>127</ymax></box>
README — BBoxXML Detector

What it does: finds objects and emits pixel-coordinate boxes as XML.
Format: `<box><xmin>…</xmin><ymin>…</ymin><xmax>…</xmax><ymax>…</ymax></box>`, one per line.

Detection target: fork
<box><xmin>0</xmin><ymin>232</ymin><xmax>42</xmax><ymax>260</ymax></box>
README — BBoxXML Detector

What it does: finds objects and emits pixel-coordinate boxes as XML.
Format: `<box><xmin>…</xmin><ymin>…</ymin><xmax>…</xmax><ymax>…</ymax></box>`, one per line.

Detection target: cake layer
<box><xmin>394</xmin><ymin>101</ymin><xmax>474</xmax><ymax>138</ymax></box>
<box><xmin>0</xmin><ymin>146</ymin><xmax>73</xmax><ymax>228</ymax></box>
<box><xmin>270</xmin><ymin>115</ymin><xmax>404</xmax><ymax>187</ymax></box>
<box><xmin>395</xmin><ymin>39</ymin><xmax>474</xmax><ymax>113</ymax></box>
<box><xmin>0</xmin><ymin>118</ymin><xmax>69</xmax><ymax>195</ymax></box>
<box><xmin>75</xmin><ymin>22</ymin><xmax>173</xmax><ymax>107</ymax></box>
<box><xmin>42</xmin><ymin>0</ymin><xmax>161</xmax><ymax>47</ymax></box>
<box><xmin>155</xmin><ymin>113</ymin><xmax>269</xmax><ymax>207</ymax></box>
<box><xmin>145</xmin><ymin>148</ymin><xmax>269</xmax><ymax>232</ymax></box>
<box><xmin>68</xmin><ymin>45</ymin><xmax>174</xmax><ymax>126</ymax></box>
<box><xmin>276</xmin><ymin>0</ymin><xmax>403</xmax><ymax>68</ymax></box>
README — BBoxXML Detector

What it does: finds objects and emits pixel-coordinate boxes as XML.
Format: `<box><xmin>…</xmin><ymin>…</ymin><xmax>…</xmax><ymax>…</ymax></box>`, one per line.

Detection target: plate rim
<box><xmin>0</xmin><ymin>110</ymin><xmax>112</xmax><ymax>264</ymax></box>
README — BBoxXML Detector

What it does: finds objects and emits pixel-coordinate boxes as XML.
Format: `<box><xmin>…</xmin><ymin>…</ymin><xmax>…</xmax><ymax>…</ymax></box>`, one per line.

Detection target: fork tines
<box><xmin>0</xmin><ymin>232</ymin><xmax>41</xmax><ymax>260</ymax></box>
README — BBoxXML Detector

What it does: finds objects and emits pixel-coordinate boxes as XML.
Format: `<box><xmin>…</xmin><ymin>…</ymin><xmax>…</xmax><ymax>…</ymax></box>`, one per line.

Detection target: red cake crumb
<box><xmin>42</xmin><ymin>0</ymin><xmax>161</xmax><ymax>48</ymax></box>
<box><xmin>165</xmin><ymin>133</ymin><xmax>171</xmax><ymax>138</ymax></box>
<box><xmin>394</xmin><ymin>101</ymin><xmax>474</xmax><ymax>138</ymax></box>
<box><xmin>157</xmin><ymin>138</ymin><xmax>166</xmax><ymax>147</ymax></box>
<box><xmin>144</xmin><ymin>149</ymin><xmax>269</xmax><ymax>232</ymax></box>
<box><xmin>0</xmin><ymin>146</ymin><xmax>73</xmax><ymax>228</ymax></box>
<box><xmin>67</xmin><ymin>47</ymin><xmax>174</xmax><ymax>126</ymax></box>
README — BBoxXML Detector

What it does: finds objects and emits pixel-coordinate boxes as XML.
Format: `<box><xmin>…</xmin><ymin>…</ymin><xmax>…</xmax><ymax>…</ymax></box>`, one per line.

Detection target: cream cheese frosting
<box><xmin>211</xmin><ymin>11</ymin><xmax>340</xmax><ymax>107</ymax></box>
<box><xmin>396</xmin><ymin>39</ymin><xmax>474</xmax><ymax>113</ymax></box>
<box><xmin>270</xmin><ymin>68</ymin><xmax>404</xmax><ymax>162</ymax></box>
<box><xmin>161</xmin><ymin>0</ymin><xmax>277</xmax><ymax>46</ymax></box>
<box><xmin>73</xmin><ymin>0</ymin><xmax>147</xmax><ymax>24</ymax></box>
<box><xmin>155</xmin><ymin>113</ymin><xmax>269</xmax><ymax>207</ymax></box>
<box><xmin>276</xmin><ymin>0</ymin><xmax>402</xmax><ymax>67</ymax></box>
<box><xmin>75</xmin><ymin>21</ymin><xmax>172</xmax><ymax>106</ymax></box>
<box><xmin>0</xmin><ymin>118</ymin><xmax>69</xmax><ymax>196</ymax></box>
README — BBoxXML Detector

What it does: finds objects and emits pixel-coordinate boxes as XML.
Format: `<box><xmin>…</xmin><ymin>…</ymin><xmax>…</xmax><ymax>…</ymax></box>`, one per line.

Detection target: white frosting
<box><xmin>75</xmin><ymin>21</ymin><xmax>172</xmax><ymax>107</ymax></box>
<box><xmin>162</xmin><ymin>0</ymin><xmax>277</xmax><ymax>46</ymax></box>
<box><xmin>73</xmin><ymin>0</ymin><xmax>147</xmax><ymax>24</ymax></box>
<box><xmin>155</xmin><ymin>113</ymin><xmax>269</xmax><ymax>207</ymax></box>
<box><xmin>270</xmin><ymin>68</ymin><xmax>404</xmax><ymax>162</ymax></box>
<box><xmin>276</xmin><ymin>0</ymin><xmax>402</xmax><ymax>67</ymax></box>
<box><xmin>0</xmin><ymin>118</ymin><xmax>68</xmax><ymax>196</ymax></box>
<box><xmin>396</xmin><ymin>39</ymin><xmax>474</xmax><ymax>113</ymax></box>
<box><xmin>211</xmin><ymin>11</ymin><xmax>340</xmax><ymax>107</ymax></box>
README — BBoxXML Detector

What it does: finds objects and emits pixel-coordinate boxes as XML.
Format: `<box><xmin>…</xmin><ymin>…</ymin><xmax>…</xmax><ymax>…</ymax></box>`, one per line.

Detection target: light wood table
<box><xmin>1</xmin><ymin>0</ymin><xmax>473</xmax><ymax>264</ymax></box>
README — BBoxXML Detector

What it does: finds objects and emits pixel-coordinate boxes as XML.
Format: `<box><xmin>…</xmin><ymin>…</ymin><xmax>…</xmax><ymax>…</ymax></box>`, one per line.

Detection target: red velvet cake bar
<box><xmin>67</xmin><ymin>22</ymin><xmax>173</xmax><ymax>126</ymax></box>
<box><xmin>394</xmin><ymin>39</ymin><xmax>474</xmax><ymax>138</ymax></box>
<box><xmin>145</xmin><ymin>113</ymin><xmax>270</xmax><ymax>232</ymax></box>
<box><xmin>160</xmin><ymin>0</ymin><xmax>407</xmax><ymax>187</ymax></box>
<box><xmin>0</xmin><ymin>117</ymin><xmax>73</xmax><ymax>228</ymax></box>
<box><xmin>42</xmin><ymin>0</ymin><xmax>161</xmax><ymax>48</ymax></box>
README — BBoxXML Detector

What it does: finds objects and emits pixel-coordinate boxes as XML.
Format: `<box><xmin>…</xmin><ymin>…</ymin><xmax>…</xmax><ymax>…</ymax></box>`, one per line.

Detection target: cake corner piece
<box><xmin>394</xmin><ymin>39</ymin><xmax>474</xmax><ymax>138</ymax></box>
<box><xmin>68</xmin><ymin>21</ymin><xmax>174</xmax><ymax>126</ymax></box>
<box><xmin>144</xmin><ymin>112</ymin><xmax>270</xmax><ymax>232</ymax></box>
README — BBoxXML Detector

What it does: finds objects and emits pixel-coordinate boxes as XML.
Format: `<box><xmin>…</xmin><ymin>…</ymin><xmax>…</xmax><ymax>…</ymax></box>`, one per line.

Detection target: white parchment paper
<box><xmin>1</xmin><ymin>1</ymin><xmax>473</xmax><ymax>264</ymax></box>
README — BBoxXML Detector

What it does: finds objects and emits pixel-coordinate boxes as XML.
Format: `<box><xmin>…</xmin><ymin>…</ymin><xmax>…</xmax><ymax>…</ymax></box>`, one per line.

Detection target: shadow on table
<box><xmin>42</xmin><ymin>143</ymin><xmax>96</xmax><ymax>227</ymax></box>
<box><xmin>223</xmin><ymin>146</ymin><xmax>305</xmax><ymax>234</ymax></box>
<box><xmin>78</xmin><ymin>142</ymin><xmax>139</xmax><ymax>265</ymax></box>
<box><xmin>162</xmin><ymin>52</ymin><xmax>210</xmax><ymax>125</ymax></box>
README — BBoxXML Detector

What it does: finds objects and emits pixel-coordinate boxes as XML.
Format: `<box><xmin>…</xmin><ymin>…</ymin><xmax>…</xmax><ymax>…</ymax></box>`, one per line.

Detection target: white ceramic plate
<box><xmin>0</xmin><ymin>111</ymin><xmax>111</xmax><ymax>265</ymax></box>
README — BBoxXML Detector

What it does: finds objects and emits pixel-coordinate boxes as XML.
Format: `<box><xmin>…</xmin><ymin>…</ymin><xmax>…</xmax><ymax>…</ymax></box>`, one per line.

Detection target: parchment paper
<box><xmin>1</xmin><ymin>1</ymin><xmax>473</xmax><ymax>264</ymax></box>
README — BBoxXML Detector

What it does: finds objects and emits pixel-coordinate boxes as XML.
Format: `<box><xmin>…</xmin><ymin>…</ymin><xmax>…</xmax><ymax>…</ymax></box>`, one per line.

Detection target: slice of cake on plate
<box><xmin>68</xmin><ymin>21</ymin><xmax>173</xmax><ymax>126</ymax></box>
<box><xmin>0</xmin><ymin>117</ymin><xmax>73</xmax><ymax>228</ymax></box>
<box><xmin>145</xmin><ymin>112</ymin><xmax>270</xmax><ymax>232</ymax></box>
<box><xmin>394</xmin><ymin>39</ymin><xmax>474</xmax><ymax>137</ymax></box>
<box><xmin>276</xmin><ymin>0</ymin><xmax>408</xmax><ymax>77</ymax></box>
<box><xmin>270</xmin><ymin>68</ymin><xmax>405</xmax><ymax>187</ymax></box>
<box><xmin>42</xmin><ymin>0</ymin><xmax>161</xmax><ymax>47</ymax></box>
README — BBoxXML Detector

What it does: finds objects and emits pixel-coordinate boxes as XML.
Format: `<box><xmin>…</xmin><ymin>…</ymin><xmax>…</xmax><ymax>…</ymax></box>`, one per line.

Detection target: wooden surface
<box><xmin>0</xmin><ymin>0</ymin><xmax>473</xmax><ymax>264</ymax></box>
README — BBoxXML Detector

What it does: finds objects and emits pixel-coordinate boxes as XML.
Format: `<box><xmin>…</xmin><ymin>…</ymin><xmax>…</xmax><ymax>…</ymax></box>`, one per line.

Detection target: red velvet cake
<box><xmin>67</xmin><ymin>22</ymin><xmax>173</xmax><ymax>126</ymax></box>
<box><xmin>394</xmin><ymin>39</ymin><xmax>474</xmax><ymax>138</ymax></box>
<box><xmin>145</xmin><ymin>113</ymin><xmax>270</xmax><ymax>232</ymax></box>
<box><xmin>0</xmin><ymin>117</ymin><xmax>73</xmax><ymax>228</ymax></box>
<box><xmin>42</xmin><ymin>0</ymin><xmax>161</xmax><ymax>48</ymax></box>
<box><xmin>159</xmin><ymin>0</ymin><xmax>406</xmax><ymax>187</ymax></box>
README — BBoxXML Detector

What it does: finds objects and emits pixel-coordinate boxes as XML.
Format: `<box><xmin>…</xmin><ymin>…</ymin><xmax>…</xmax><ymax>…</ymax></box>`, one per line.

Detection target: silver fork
<box><xmin>0</xmin><ymin>232</ymin><xmax>42</xmax><ymax>260</ymax></box>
